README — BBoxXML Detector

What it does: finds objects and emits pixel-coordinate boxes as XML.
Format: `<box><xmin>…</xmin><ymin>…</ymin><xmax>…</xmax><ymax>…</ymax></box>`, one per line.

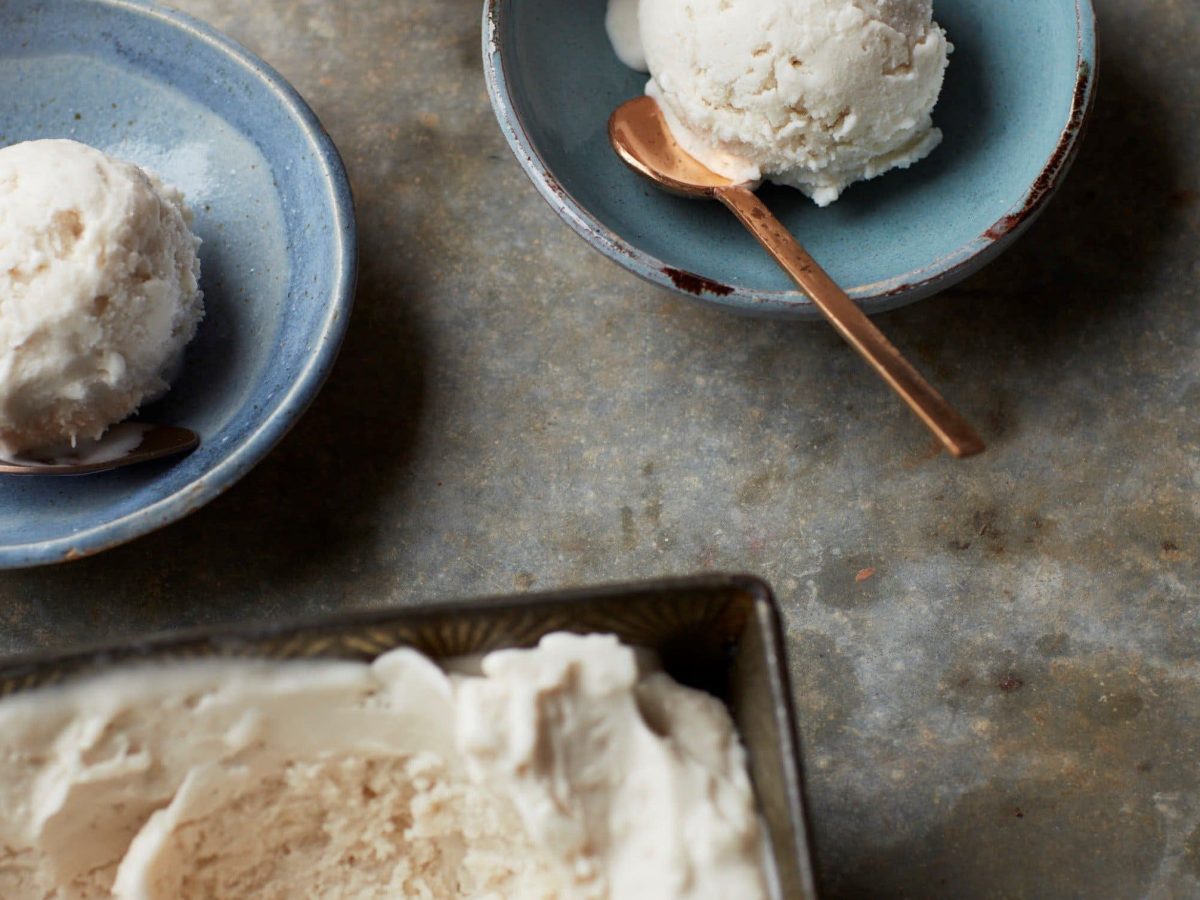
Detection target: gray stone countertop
<box><xmin>2</xmin><ymin>1</ymin><xmax>1198</xmax><ymax>897</ymax></box>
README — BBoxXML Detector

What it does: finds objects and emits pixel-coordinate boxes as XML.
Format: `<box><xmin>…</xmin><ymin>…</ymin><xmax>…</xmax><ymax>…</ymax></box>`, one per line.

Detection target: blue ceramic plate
<box><xmin>485</xmin><ymin>0</ymin><xmax>1097</xmax><ymax>317</ymax></box>
<box><xmin>0</xmin><ymin>0</ymin><xmax>356</xmax><ymax>568</ymax></box>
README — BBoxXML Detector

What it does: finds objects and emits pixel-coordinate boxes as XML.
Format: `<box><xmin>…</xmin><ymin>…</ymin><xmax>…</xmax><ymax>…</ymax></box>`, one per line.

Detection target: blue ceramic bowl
<box><xmin>485</xmin><ymin>0</ymin><xmax>1097</xmax><ymax>318</ymax></box>
<box><xmin>0</xmin><ymin>0</ymin><xmax>356</xmax><ymax>568</ymax></box>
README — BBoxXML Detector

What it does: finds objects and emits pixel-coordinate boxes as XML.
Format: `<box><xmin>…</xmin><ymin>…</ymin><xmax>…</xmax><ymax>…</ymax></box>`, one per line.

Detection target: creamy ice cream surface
<box><xmin>0</xmin><ymin>633</ymin><xmax>771</xmax><ymax>899</ymax></box>
<box><xmin>610</xmin><ymin>0</ymin><xmax>950</xmax><ymax>205</ymax></box>
<box><xmin>0</xmin><ymin>139</ymin><xmax>203</xmax><ymax>455</ymax></box>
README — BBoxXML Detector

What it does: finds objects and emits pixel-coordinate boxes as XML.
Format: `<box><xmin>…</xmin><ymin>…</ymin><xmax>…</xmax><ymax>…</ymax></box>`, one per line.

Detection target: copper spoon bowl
<box><xmin>609</xmin><ymin>96</ymin><xmax>985</xmax><ymax>459</ymax></box>
<box><xmin>0</xmin><ymin>423</ymin><xmax>199</xmax><ymax>476</ymax></box>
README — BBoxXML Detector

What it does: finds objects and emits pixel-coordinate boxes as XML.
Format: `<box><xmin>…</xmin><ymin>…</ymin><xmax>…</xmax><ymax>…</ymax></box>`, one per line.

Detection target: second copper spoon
<box><xmin>609</xmin><ymin>96</ymin><xmax>984</xmax><ymax>459</ymax></box>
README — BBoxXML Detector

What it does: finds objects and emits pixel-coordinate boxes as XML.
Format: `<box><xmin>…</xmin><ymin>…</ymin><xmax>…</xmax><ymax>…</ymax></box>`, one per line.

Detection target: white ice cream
<box><xmin>609</xmin><ymin>0</ymin><xmax>950</xmax><ymax>205</ymax></box>
<box><xmin>0</xmin><ymin>633</ymin><xmax>769</xmax><ymax>900</ymax></box>
<box><xmin>0</xmin><ymin>139</ymin><xmax>203</xmax><ymax>455</ymax></box>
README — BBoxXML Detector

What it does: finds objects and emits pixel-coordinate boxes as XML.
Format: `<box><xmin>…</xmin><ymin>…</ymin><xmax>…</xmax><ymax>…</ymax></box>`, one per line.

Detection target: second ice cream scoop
<box><xmin>0</xmin><ymin>140</ymin><xmax>204</xmax><ymax>457</ymax></box>
<box><xmin>609</xmin><ymin>0</ymin><xmax>950</xmax><ymax>206</ymax></box>
<box><xmin>609</xmin><ymin>96</ymin><xmax>984</xmax><ymax>459</ymax></box>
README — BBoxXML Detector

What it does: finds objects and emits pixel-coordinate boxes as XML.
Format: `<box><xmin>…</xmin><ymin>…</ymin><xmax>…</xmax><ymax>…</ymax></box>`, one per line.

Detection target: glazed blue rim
<box><xmin>483</xmin><ymin>0</ymin><xmax>1098</xmax><ymax>317</ymax></box>
<box><xmin>0</xmin><ymin>0</ymin><xmax>357</xmax><ymax>568</ymax></box>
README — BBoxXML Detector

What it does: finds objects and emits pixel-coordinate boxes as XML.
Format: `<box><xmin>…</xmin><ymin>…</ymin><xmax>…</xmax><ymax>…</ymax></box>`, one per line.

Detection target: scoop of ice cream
<box><xmin>0</xmin><ymin>139</ymin><xmax>203</xmax><ymax>454</ymax></box>
<box><xmin>612</xmin><ymin>0</ymin><xmax>950</xmax><ymax>205</ymax></box>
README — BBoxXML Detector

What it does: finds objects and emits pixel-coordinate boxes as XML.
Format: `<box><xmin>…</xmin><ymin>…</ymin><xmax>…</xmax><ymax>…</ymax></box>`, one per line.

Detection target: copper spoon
<box><xmin>0</xmin><ymin>423</ymin><xmax>199</xmax><ymax>476</ymax></box>
<box><xmin>610</xmin><ymin>96</ymin><xmax>985</xmax><ymax>459</ymax></box>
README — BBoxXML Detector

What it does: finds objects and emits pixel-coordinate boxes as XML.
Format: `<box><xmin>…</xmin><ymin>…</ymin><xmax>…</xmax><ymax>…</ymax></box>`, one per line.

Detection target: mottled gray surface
<box><xmin>2</xmin><ymin>1</ymin><xmax>1198</xmax><ymax>897</ymax></box>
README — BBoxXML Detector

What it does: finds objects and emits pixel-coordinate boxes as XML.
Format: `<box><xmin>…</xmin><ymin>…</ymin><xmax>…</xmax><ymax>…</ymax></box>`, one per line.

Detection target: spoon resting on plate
<box><xmin>0</xmin><ymin>423</ymin><xmax>199</xmax><ymax>476</ymax></box>
<box><xmin>609</xmin><ymin>96</ymin><xmax>985</xmax><ymax>459</ymax></box>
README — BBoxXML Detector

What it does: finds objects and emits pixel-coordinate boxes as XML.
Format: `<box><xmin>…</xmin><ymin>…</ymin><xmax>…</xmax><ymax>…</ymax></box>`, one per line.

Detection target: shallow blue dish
<box><xmin>485</xmin><ymin>0</ymin><xmax>1096</xmax><ymax>318</ymax></box>
<box><xmin>0</xmin><ymin>0</ymin><xmax>356</xmax><ymax>568</ymax></box>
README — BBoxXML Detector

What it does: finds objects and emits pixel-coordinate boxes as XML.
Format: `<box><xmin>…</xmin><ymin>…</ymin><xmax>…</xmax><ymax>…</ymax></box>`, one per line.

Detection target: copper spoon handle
<box><xmin>715</xmin><ymin>185</ymin><xmax>985</xmax><ymax>458</ymax></box>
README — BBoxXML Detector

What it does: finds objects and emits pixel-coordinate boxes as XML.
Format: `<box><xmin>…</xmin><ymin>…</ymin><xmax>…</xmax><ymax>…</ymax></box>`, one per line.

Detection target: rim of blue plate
<box><xmin>0</xmin><ymin>0</ymin><xmax>356</xmax><ymax>568</ymax></box>
<box><xmin>483</xmin><ymin>0</ymin><xmax>1098</xmax><ymax>317</ymax></box>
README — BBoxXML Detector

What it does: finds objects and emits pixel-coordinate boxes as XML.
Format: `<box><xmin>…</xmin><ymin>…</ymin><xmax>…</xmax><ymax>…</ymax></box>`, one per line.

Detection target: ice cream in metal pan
<box><xmin>0</xmin><ymin>632</ymin><xmax>774</xmax><ymax>899</ymax></box>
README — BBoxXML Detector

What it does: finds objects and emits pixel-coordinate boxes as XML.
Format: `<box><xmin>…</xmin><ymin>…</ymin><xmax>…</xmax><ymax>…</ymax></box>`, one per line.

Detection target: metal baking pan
<box><xmin>0</xmin><ymin>573</ymin><xmax>818</xmax><ymax>898</ymax></box>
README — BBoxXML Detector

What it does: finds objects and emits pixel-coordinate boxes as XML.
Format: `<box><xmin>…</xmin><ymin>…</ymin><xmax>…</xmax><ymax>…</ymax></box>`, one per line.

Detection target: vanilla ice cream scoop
<box><xmin>608</xmin><ymin>0</ymin><xmax>950</xmax><ymax>205</ymax></box>
<box><xmin>0</xmin><ymin>139</ymin><xmax>203</xmax><ymax>455</ymax></box>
